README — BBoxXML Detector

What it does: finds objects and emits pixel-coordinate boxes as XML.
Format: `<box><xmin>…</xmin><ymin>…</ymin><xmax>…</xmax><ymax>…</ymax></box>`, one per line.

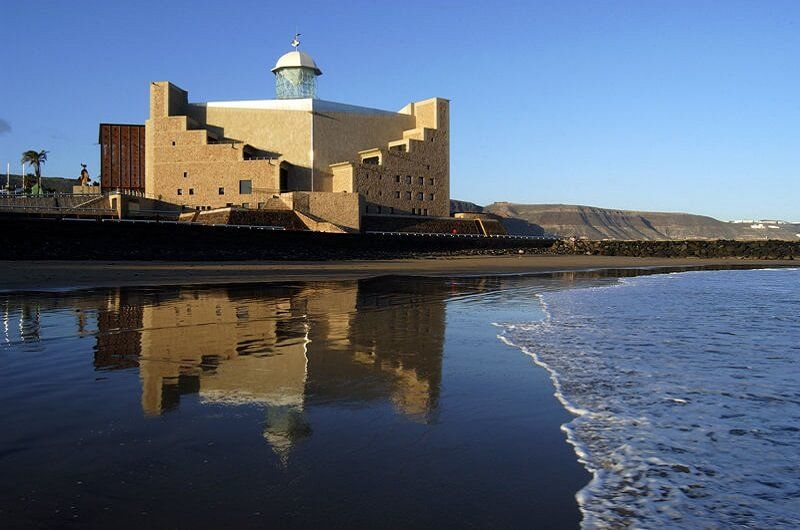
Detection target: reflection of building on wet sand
<box><xmin>88</xmin><ymin>279</ymin><xmax>447</xmax><ymax>460</ymax></box>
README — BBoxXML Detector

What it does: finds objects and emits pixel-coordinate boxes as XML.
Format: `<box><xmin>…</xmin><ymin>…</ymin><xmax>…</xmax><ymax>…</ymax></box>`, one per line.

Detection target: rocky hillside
<box><xmin>3</xmin><ymin>174</ymin><xmax>76</xmax><ymax>194</ymax></box>
<box><xmin>451</xmin><ymin>200</ymin><xmax>800</xmax><ymax>240</ymax></box>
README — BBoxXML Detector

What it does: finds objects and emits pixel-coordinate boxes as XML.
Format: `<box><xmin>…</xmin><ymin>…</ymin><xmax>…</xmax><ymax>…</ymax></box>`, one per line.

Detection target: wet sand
<box><xmin>0</xmin><ymin>255</ymin><xmax>794</xmax><ymax>291</ymax></box>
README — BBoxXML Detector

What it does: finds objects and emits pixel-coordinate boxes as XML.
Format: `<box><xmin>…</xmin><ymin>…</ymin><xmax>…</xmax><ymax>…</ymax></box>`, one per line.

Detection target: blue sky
<box><xmin>1</xmin><ymin>0</ymin><xmax>798</xmax><ymax>220</ymax></box>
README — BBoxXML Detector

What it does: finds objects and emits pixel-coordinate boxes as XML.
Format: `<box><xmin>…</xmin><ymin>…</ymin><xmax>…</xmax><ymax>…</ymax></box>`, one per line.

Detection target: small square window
<box><xmin>242</xmin><ymin>202</ymin><xmax>249</xmax><ymax>209</ymax></box>
<box><xmin>257</xmin><ymin>202</ymin><xmax>265</xmax><ymax>209</ymax></box>
<box><xmin>395</xmin><ymin>191</ymin><xmax>401</xmax><ymax>198</ymax></box>
<box><xmin>239</xmin><ymin>180</ymin><xmax>252</xmax><ymax>194</ymax></box>
<box><xmin>405</xmin><ymin>191</ymin><xmax>412</xmax><ymax>200</ymax></box>
<box><xmin>177</xmin><ymin>189</ymin><xmax>183</xmax><ymax>195</ymax></box>
<box><xmin>188</xmin><ymin>188</ymin><xmax>194</xmax><ymax>195</ymax></box>
<box><xmin>417</xmin><ymin>192</ymin><xmax>423</xmax><ymax>200</ymax></box>
<box><xmin>418</xmin><ymin>176</ymin><xmax>424</xmax><ymax>186</ymax></box>
<box><xmin>218</xmin><ymin>187</ymin><xmax>225</xmax><ymax>195</ymax></box>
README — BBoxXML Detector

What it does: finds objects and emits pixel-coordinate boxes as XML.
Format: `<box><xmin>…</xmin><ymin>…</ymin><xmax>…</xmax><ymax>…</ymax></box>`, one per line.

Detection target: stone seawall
<box><xmin>0</xmin><ymin>218</ymin><xmax>553</xmax><ymax>261</ymax></box>
<box><xmin>551</xmin><ymin>239</ymin><xmax>798</xmax><ymax>260</ymax></box>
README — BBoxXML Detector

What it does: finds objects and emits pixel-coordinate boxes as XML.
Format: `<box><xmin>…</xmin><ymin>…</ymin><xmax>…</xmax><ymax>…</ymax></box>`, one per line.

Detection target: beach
<box><xmin>0</xmin><ymin>255</ymin><xmax>794</xmax><ymax>291</ymax></box>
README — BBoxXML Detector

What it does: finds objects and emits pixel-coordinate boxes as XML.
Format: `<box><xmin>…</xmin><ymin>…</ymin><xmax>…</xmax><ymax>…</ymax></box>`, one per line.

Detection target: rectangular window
<box><xmin>395</xmin><ymin>191</ymin><xmax>401</xmax><ymax>198</ymax></box>
<box><xmin>183</xmin><ymin>171</ymin><xmax>187</xmax><ymax>178</ymax></box>
<box><xmin>417</xmin><ymin>192</ymin><xmax>424</xmax><ymax>200</ymax></box>
<box><xmin>428</xmin><ymin>177</ymin><xmax>435</xmax><ymax>185</ymax></box>
<box><xmin>429</xmin><ymin>193</ymin><xmax>435</xmax><ymax>201</ymax></box>
<box><xmin>257</xmin><ymin>202</ymin><xmax>265</xmax><ymax>209</ymax></box>
<box><xmin>405</xmin><ymin>175</ymin><xmax>412</xmax><ymax>185</ymax></box>
<box><xmin>389</xmin><ymin>207</ymin><xmax>394</xmax><ymax>214</ymax></box>
<box><xmin>239</xmin><ymin>180</ymin><xmax>252</xmax><ymax>194</ymax></box>
<box><xmin>405</xmin><ymin>191</ymin><xmax>412</xmax><ymax>200</ymax></box>
<box><xmin>395</xmin><ymin>175</ymin><xmax>400</xmax><ymax>183</ymax></box>
<box><xmin>362</xmin><ymin>156</ymin><xmax>380</xmax><ymax>165</ymax></box>
<box><xmin>418</xmin><ymin>176</ymin><xmax>424</xmax><ymax>186</ymax></box>
<box><xmin>226</xmin><ymin>203</ymin><xmax>233</xmax><ymax>207</ymax></box>
<box><xmin>177</xmin><ymin>189</ymin><xmax>183</xmax><ymax>195</ymax></box>
<box><xmin>188</xmin><ymin>188</ymin><xmax>194</xmax><ymax>195</ymax></box>
<box><xmin>242</xmin><ymin>202</ymin><xmax>249</xmax><ymax>209</ymax></box>
<box><xmin>423</xmin><ymin>208</ymin><xmax>428</xmax><ymax>216</ymax></box>
<box><xmin>218</xmin><ymin>187</ymin><xmax>225</xmax><ymax>195</ymax></box>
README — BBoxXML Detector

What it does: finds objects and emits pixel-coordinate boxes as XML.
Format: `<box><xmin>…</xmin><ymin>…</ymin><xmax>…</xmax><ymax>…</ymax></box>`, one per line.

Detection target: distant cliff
<box><xmin>451</xmin><ymin>200</ymin><xmax>800</xmax><ymax>241</ymax></box>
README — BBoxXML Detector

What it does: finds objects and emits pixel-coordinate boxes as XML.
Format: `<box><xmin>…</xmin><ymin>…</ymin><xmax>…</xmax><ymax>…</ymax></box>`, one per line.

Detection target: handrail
<box><xmin>364</xmin><ymin>231</ymin><xmax>552</xmax><ymax>240</ymax></box>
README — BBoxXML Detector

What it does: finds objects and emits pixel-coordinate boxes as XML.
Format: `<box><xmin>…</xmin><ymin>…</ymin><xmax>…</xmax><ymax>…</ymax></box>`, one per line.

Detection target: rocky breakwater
<box><xmin>550</xmin><ymin>239</ymin><xmax>799</xmax><ymax>260</ymax></box>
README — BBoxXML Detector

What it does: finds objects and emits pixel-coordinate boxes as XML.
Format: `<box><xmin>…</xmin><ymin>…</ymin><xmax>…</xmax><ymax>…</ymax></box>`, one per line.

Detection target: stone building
<box><xmin>131</xmin><ymin>42</ymin><xmax>451</xmax><ymax>231</ymax></box>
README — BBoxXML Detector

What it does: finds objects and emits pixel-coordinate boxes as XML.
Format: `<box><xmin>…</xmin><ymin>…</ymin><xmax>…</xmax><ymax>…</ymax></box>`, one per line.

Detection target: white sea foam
<box><xmin>499</xmin><ymin>268</ymin><xmax>800</xmax><ymax>529</ymax></box>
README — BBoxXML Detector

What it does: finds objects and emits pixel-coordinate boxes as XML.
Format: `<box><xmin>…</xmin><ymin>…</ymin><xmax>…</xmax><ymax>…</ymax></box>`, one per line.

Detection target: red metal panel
<box><xmin>99</xmin><ymin>124</ymin><xmax>145</xmax><ymax>193</ymax></box>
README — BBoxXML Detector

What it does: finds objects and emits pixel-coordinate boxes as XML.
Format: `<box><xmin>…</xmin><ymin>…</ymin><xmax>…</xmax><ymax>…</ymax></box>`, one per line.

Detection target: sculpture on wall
<box><xmin>78</xmin><ymin>163</ymin><xmax>90</xmax><ymax>186</ymax></box>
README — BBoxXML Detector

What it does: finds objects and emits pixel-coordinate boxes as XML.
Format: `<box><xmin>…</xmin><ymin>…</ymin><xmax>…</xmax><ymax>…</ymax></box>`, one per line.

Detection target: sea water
<box><xmin>500</xmin><ymin>268</ymin><xmax>800</xmax><ymax>529</ymax></box>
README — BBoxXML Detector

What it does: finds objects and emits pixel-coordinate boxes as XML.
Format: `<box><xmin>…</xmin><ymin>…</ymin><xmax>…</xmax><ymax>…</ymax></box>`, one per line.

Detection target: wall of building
<box><xmin>143</xmin><ymin>82</ymin><xmax>449</xmax><ymax>224</ymax></box>
<box><xmin>184</xmin><ymin>102</ymin><xmax>313</xmax><ymax>191</ymax></box>
<box><xmin>284</xmin><ymin>191</ymin><xmax>363</xmax><ymax>232</ymax></box>
<box><xmin>99</xmin><ymin>123</ymin><xmax>145</xmax><ymax>193</ymax></box>
<box><xmin>145</xmin><ymin>82</ymin><xmax>283</xmax><ymax>209</ymax></box>
<box><xmin>312</xmin><ymin>102</ymin><xmax>416</xmax><ymax>192</ymax></box>
<box><xmin>329</xmin><ymin>98</ymin><xmax>450</xmax><ymax>218</ymax></box>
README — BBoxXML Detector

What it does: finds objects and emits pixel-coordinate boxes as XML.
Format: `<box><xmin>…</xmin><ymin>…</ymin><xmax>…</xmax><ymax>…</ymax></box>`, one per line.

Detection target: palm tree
<box><xmin>21</xmin><ymin>150</ymin><xmax>48</xmax><ymax>195</ymax></box>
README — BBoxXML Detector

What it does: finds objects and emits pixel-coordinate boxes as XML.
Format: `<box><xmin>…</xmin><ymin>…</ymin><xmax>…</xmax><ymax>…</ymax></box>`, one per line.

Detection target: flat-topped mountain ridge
<box><xmin>451</xmin><ymin>200</ymin><xmax>800</xmax><ymax>240</ymax></box>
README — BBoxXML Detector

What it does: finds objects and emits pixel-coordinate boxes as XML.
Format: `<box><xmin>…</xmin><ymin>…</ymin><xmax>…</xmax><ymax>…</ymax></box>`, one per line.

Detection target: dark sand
<box><xmin>1</xmin><ymin>255</ymin><xmax>794</xmax><ymax>291</ymax></box>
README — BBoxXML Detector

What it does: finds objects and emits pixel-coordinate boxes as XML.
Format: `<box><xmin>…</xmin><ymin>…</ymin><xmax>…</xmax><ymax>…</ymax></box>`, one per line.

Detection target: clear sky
<box><xmin>1</xmin><ymin>0</ymin><xmax>798</xmax><ymax>220</ymax></box>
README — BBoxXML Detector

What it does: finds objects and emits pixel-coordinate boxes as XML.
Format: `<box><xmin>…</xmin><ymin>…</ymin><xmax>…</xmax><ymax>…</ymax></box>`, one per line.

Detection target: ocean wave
<box><xmin>498</xmin><ymin>268</ymin><xmax>800</xmax><ymax>529</ymax></box>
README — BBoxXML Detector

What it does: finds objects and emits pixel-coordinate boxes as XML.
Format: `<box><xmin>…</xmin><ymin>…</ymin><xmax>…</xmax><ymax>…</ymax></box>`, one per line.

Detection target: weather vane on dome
<box><xmin>291</xmin><ymin>33</ymin><xmax>301</xmax><ymax>50</ymax></box>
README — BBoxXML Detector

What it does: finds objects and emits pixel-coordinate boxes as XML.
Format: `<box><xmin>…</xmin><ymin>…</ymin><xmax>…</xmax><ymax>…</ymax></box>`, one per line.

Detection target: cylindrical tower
<box><xmin>271</xmin><ymin>39</ymin><xmax>322</xmax><ymax>99</ymax></box>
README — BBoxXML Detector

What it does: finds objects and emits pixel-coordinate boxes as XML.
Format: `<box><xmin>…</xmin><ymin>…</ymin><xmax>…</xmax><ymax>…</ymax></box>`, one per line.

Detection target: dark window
<box><xmin>239</xmin><ymin>180</ymin><xmax>252</xmax><ymax>194</ymax></box>
<box><xmin>395</xmin><ymin>191</ymin><xmax>400</xmax><ymax>198</ymax></box>
<box><xmin>177</xmin><ymin>189</ymin><xmax>182</xmax><ymax>195</ymax></box>
<box><xmin>363</xmin><ymin>156</ymin><xmax>380</xmax><ymax>165</ymax></box>
<box><xmin>390</xmin><ymin>144</ymin><xmax>406</xmax><ymax>153</ymax></box>
<box><xmin>218</xmin><ymin>187</ymin><xmax>225</xmax><ymax>195</ymax></box>
<box><xmin>405</xmin><ymin>191</ymin><xmax>412</xmax><ymax>200</ymax></box>
<box><xmin>280</xmin><ymin>167</ymin><xmax>289</xmax><ymax>191</ymax></box>
<box><xmin>183</xmin><ymin>171</ymin><xmax>187</xmax><ymax>178</ymax></box>
<box><xmin>428</xmin><ymin>177</ymin><xmax>434</xmax><ymax>185</ymax></box>
<box><xmin>395</xmin><ymin>175</ymin><xmax>400</xmax><ymax>183</ymax></box>
<box><xmin>417</xmin><ymin>192</ymin><xmax>424</xmax><ymax>200</ymax></box>
<box><xmin>405</xmin><ymin>175</ymin><xmax>412</xmax><ymax>185</ymax></box>
<box><xmin>257</xmin><ymin>202</ymin><xmax>265</xmax><ymax>209</ymax></box>
<box><xmin>418</xmin><ymin>176</ymin><xmax>424</xmax><ymax>186</ymax></box>
<box><xmin>226</xmin><ymin>203</ymin><xmax>233</xmax><ymax>207</ymax></box>
<box><xmin>172</xmin><ymin>141</ymin><xmax>176</xmax><ymax>146</ymax></box>
<box><xmin>378</xmin><ymin>190</ymin><xmax>382</xmax><ymax>196</ymax></box>
<box><xmin>188</xmin><ymin>188</ymin><xmax>194</xmax><ymax>195</ymax></box>
<box><xmin>389</xmin><ymin>207</ymin><xmax>394</xmax><ymax>214</ymax></box>
<box><xmin>423</xmin><ymin>208</ymin><xmax>428</xmax><ymax>216</ymax></box>
<box><xmin>377</xmin><ymin>206</ymin><xmax>382</xmax><ymax>214</ymax></box>
<box><xmin>429</xmin><ymin>193</ymin><xmax>435</xmax><ymax>200</ymax></box>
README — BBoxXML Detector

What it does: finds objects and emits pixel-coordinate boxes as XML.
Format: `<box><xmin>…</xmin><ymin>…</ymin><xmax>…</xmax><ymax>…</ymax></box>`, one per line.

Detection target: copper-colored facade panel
<box><xmin>99</xmin><ymin>123</ymin><xmax>145</xmax><ymax>193</ymax></box>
